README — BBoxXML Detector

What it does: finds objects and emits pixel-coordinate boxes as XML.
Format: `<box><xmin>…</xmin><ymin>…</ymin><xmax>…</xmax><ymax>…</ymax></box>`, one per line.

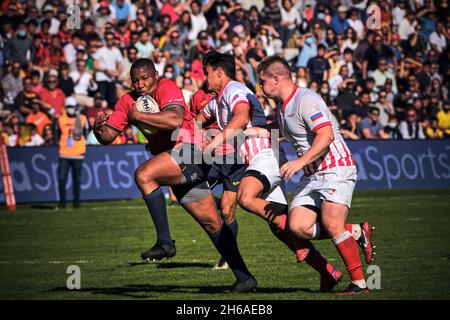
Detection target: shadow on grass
<box><xmin>127</xmin><ymin>261</ymin><xmax>212</xmax><ymax>268</ymax></box>
<box><xmin>47</xmin><ymin>284</ymin><xmax>314</xmax><ymax>299</ymax></box>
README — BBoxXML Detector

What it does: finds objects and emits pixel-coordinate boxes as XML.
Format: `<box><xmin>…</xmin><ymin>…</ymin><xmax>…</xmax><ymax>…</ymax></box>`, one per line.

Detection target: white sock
<box><xmin>352</xmin><ymin>224</ymin><xmax>362</xmax><ymax>240</ymax></box>
<box><xmin>311</xmin><ymin>223</ymin><xmax>321</xmax><ymax>239</ymax></box>
<box><xmin>352</xmin><ymin>279</ymin><xmax>367</xmax><ymax>288</ymax></box>
<box><xmin>332</xmin><ymin>231</ymin><xmax>352</xmax><ymax>245</ymax></box>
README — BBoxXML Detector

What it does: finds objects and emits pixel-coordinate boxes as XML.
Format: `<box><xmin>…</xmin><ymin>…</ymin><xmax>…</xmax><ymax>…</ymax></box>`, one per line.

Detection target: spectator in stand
<box><xmin>14</xmin><ymin>76</ymin><xmax>39</xmax><ymax>119</ymax></box>
<box><xmin>384</xmin><ymin>114</ymin><xmax>401</xmax><ymax>140</ymax></box>
<box><xmin>58</xmin><ymin>63</ymin><xmax>75</xmax><ymax>98</ymax></box>
<box><xmin>425</xmin><ymin>117</ymin><xmax>444</xmax><ymax>139</ymax></box>
<box><xmin>23</xmin><ymin>123</ymin><xmax>44</xmax><ymax>147</ymax></box>
<box><xmin>358</xmin><ymin>107</ymin><xmax>390</xmax><ymax>139</ymax></box>
<box><xmin>2</xmin><ymin>61</ymin><xmax>23</xmax><ymax>109</ymax></box>
<box><xmin>306</xmin><ymin>44</ymin><xmax>329</xmax><ymax>84</ymax></box>
<box><xmin>70</xmin><ymin>59</ymin><xmax>94</xmax><ymax>108</ymax></box>
<box><xmin>86</xmin><ymin>91</ymin><xmax>112</xmax><ymax>129</ymax></box>
<box><xmin>3</xmin><ymin>21</ymin><xmax>33</xmax><ymax>69</ymax></box>
<box><xmin>398</xmin><ymin>108</ymin><xmax>426</xmax><ymax>139</ymax></box>
<box><xmin>39</xmin><ymin>72</ymin><xmax>66</xmax><ymax>118</ymax></box>
<box><xmin>93</xmin><ymin>32</ymin><xmax>123</xmax><ymax>108</ymax></box>
<box><xmin>375</xmin><ymin>90</ymin><xmax>396</xmax><ymax>128</ymax></box>
<box><xmin>189</xmin><ymin>1</ymin><xmax>208</xmax><ymax>42</ymax></box>
<box><xmin>363</xmin><ymin>34</ymin><xmax>395</xmax><ymax>80</ymax></box>
<box><xmin>42</xmin><ymin>123</ymin><xmax>56</xmax><ymax>146</ymax></box>
<box><xmin>135</xmin><ymin>29</ymin><xmax>155</xmax><ymax>59</ymax></box>
<box><xmin>24</xmin><ymin>98</ymin><xmax>52</xmax><ymax>137</ymax></box>
<box><xmin>372</xmin><ymin>57</ymin><xmax>398</xmax><ymax>94</ymax></box>
<box><xmin>437</xmin><ymin>101</ymin><xmax>450</xmax><ymax>138</ymax></box>
<box><xmin>340</xmin><ymin>112</ymin><xmax>361</xmax><ymax>140</ymax></box>
<box><xmin>428</xmin><ymin>21</ymin><xmax>447</xmax><ymax>54</ymax></box>
<box><xmin>331</xmin><ymin>5</ymin><xmax>349</xmax><ymax>35</ymax></box>
<box><xmin>112</xmin><ymin>0</ymin><xmax>132</xmax><ymax>22</ymax></box>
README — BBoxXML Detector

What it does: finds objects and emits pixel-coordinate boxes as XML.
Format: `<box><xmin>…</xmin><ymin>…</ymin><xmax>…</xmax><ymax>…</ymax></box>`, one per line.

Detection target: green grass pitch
<box><xmin>1</xmin><ymin>189</ymin><xmax>449</xmax><ymax>300</ymax></box>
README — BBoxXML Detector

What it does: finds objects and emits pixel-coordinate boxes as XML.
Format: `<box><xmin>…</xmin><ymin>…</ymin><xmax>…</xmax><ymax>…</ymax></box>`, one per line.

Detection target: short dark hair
<box><xmin>130</xmin><ymin>58</ymin><xmax>156</xmax><ymax>75</ymax></box>
<box><xmin>256</xmin><ymin>55</ymin><xmax>291</xmax><ymax>79</ymax></box>
<box><xmin>369</xmin><ymin>107</ymin><xmax>380</xmax><ymax>114</ymax></box>
<box><xmin>202</xmin><ymin>51</ymin><xmax>236</xmax><ymax>79</ymax></box>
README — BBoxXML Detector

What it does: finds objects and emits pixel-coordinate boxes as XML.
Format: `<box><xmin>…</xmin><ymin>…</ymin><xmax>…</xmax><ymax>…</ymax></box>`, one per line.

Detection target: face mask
<box><xmin>66</xmin><ymin>106</ymin><xmax>76</xmax><ymax>117</ymax></box>
<box><xmin>305</xmin><ymin>37</ymin><xmax>313</xmax><ymax>45</ymax></box>
<box><xmin>388</xmin><ymin>122</ymin><xmax>397</xmax><ymax>128</ymax></box>
<box><xmin>318</xmin><ymin>13</ymin><xmax>325</xmax><ymax>20</ymax></box>
<box><xmin>18</xmin><ymin>30</ymin><xmax>26</xmax><ymax>38</ymax></box>
<box><xmin>321</xmin><ymin>89</ymin><xmax>329</xmax><ymax>94</ymax></box>
<box><xmin>165</xmin><ymin>72</ymin><xmax>173</xmax><ymax>79</ymax></box>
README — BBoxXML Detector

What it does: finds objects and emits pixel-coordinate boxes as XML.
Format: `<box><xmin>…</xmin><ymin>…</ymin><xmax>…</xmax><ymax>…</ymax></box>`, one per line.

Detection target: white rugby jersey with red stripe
<box><xmin>202</xmin><ymin>80</ymin><xmax>270</xmax><ymax>165</ymax></box>
<box><xmin>276</xmin><ymin>86</ymin><xmax>356</xmax><ymax>176</ymax></box>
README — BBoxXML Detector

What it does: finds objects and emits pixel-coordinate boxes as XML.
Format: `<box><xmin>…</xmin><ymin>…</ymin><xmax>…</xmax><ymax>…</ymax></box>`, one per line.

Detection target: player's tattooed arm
<box><xmin>93</xmin><ymin>112</ymin><xmax>120</xmax><ymax>145</ymax></box>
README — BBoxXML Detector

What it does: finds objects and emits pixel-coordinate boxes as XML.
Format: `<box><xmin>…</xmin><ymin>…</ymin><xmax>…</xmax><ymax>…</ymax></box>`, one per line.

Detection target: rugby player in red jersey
<box><xmin>94</xmin><ymin>58</ymin><xmax>257</xmax><ymax>293</ymax></box>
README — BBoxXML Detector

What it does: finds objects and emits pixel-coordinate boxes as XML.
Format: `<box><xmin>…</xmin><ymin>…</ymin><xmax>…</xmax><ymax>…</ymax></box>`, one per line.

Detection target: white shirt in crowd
<box><xmin>25</xmin><ymin>133</ymin><xmax>44</xmax><ymax>147</ymax></box>
<box><xmin>135</xmin><ymin>41</ymin><xmax>155</xmax><ymax>59</ymax></box>
<box><xmin>189</xmin><ymin>13</ymin><xmax>208</xmax><ymax>41</ymax></box>
<box><xmin>398</xmin><ymin>121</ymin><xmax>426</xmax><ymax>140</ymax></box>
<box><xmin>347</xmin><ymin>18</ymin><xmax>365</xmax><ymax>39</ymax></box>
<box><xmin>281</xmin><ymin>7</ymin><xmax>302</xmax><ymax>30</ymax></box>
<box><xmin>428</xmin><ymin>31</ymin><xmax>447</xmax><ymax>53</ymax></box>
<box><xmin>398</xmin><ymin>17</ymin><xmax>416</xmax><ymax>40</ymax></box>
<box><xmin>69</xmin><ymin>70</ymin><xmax>93</xmax><ymax>96</ymax></box>
<box><xmin>93</xmin><ymin>46</ymin><xmax>124</xmax><ymax>82</ymax></box>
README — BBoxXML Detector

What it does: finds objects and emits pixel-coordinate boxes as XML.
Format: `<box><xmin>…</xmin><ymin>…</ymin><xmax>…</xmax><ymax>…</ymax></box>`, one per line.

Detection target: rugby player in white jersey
<box><xmin>256</xmin><ymin>55</ymin><xmax>373</xmax><ymax>295</ymax></box>
<box><xmin>196</xmin><ymin>51</ymin><xmax>348</xmax><ymax>292</ymax></box>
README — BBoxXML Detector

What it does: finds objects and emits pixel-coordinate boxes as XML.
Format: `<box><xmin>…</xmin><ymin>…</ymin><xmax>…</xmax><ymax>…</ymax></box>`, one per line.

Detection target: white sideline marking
<box><xmin>0</xmin><ymin>260</ymin><xmax>94</xmax><ymax>265</ymax></box>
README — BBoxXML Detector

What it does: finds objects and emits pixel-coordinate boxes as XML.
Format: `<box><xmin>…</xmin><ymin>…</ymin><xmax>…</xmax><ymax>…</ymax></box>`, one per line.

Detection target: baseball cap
<box><xmin>338</xmin><ymin>5</ymin><xmax>347</xmax><ymax>13</ymax></box>
<box><xmin>65</xmin><ymin>96</ymin><xmax>77</xmax><ymax>107</ymax></box>
<box><xmin>42</xmin><ymin>4</ymin><xmax>55</xmax><ymax>13</ymax></box>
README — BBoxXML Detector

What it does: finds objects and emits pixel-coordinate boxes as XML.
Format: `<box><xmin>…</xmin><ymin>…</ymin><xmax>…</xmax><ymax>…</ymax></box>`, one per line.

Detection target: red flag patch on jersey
<box><xmin>310</xmin><ymin>112</ymin><xmax>323</xmax><ymax>122</ymax></box>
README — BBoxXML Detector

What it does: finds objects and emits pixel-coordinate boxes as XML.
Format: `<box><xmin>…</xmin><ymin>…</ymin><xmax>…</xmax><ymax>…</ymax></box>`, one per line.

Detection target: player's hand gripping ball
<box><xmin>135</xmin><ymin>95</ymin><xmax>160</xmax><ymax>135</ymax></box>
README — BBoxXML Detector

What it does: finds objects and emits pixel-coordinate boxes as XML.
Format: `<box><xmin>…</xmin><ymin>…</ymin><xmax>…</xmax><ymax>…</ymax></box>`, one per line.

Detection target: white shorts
<box><xmin>291</xmin><ymin>166</ymin><xmax>357</xmax><ymax>210</ymax></box>
<box><xmin>246</xmin><ymin>148</ymin><xmax>282</xmax><ymax>190</ymax></box>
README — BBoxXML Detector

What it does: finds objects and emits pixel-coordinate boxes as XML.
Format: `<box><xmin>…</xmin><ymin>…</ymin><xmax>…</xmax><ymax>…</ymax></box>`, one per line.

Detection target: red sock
<box><xmin>304</xmin><ymin>249</ymin><xmax>334</xmax><ymax>277</ymax></box>
<box><xmin>317</xmin><ymin>224</ymin><xmax>353</xmax><ymax>240</ymax></box>
<box><xmin>270</xmin><ymin>215</ymin><xmax>311</xmax><ymax>261</ymax></box>
<box><xmin>334</xmin><ymin>232</ymin><xmax>364</xmax><ymax>281</ymax></box>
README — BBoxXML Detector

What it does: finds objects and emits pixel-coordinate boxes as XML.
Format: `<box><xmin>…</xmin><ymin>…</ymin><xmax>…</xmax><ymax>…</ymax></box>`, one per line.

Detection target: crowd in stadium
<box><xmin>0</xmin><ymin>0</ymin><xmax>449</xmax><ymax>147</ymax></box>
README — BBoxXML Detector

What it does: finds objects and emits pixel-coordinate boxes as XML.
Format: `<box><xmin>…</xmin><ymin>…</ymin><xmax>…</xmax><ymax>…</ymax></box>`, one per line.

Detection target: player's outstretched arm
<box><xmin>93</xmin><ymin>112</ymin><xmax>120</xmax><ymax>145</ymax></box>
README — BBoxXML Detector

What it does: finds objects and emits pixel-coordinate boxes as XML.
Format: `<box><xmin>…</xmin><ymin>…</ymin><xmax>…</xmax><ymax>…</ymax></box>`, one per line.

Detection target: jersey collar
<box><xmin>281</xmin><ymin>84</ymin><xmax>299</xmax><ymax>113</ymax></box>
<box><xmin>217</xmin><ymin>80</ymin><xmax>232</xmax><ymax>102</ymax></box>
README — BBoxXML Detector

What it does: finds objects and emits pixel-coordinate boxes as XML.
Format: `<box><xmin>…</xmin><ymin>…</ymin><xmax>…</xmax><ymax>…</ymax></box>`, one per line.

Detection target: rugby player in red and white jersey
<box><xmin>196</xmin><ymin>51</ymin><xmax>347</xmax><ymax>292</ymax></box>
<box><xmin>257</xmin><ymin>55</ymin><xmax>374</xmax><ymax>295</ymax></box>
<box><xmin>93</xmin><ymin>58</ymin><xmax>257</xmax><ymax>293</ymax></box>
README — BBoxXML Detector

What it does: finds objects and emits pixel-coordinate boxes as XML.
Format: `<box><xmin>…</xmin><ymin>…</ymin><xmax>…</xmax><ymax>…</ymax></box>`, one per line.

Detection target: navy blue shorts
<box><xmin>208</xmin><ymin>155</ymin><xmax>245</xmax><ymax>192</ymax></box>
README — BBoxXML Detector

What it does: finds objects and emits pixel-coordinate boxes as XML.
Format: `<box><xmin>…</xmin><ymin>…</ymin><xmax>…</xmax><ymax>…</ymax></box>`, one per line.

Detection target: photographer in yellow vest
<box><xmin>57</xmin><ymin>97</ymin><xmax>88</xmax><ymax>209</ymax></box>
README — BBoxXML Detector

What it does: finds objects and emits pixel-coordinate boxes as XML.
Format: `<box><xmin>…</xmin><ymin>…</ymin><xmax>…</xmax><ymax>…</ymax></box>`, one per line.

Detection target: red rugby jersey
<box><xmin>107</xmin><ymin>78</ymin><xmax>195</xmax><ymax>155</ymax></box>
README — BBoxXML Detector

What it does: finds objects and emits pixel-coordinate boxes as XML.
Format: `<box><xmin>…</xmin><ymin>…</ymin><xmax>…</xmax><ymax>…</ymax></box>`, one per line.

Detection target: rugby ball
<box><xmin>135</xmin><ymin>95</ymin><xmax>160</xmax><ymax>135</ymax></box>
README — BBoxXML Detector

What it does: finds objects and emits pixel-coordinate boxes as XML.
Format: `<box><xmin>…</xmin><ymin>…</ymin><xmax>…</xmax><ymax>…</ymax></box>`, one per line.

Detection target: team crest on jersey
<box><xmin>310</xmin><ymin>112</ymin><xmax>323</xmax><ymax>122</ymax></box>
